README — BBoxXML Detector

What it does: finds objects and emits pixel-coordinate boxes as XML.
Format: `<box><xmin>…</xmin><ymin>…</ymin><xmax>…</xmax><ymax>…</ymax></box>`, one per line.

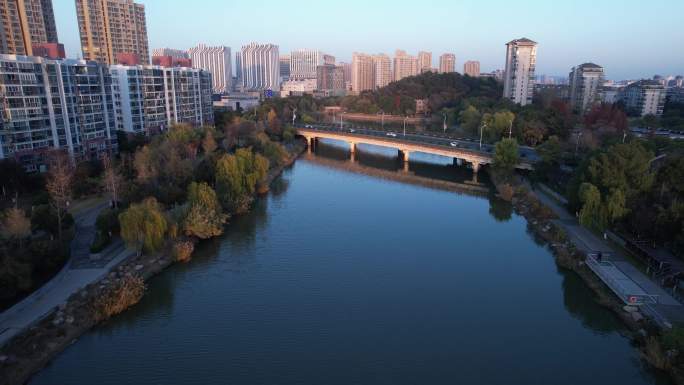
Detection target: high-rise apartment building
<box><xmin>323</xmin><ymin>54</ymin><xmax>335</xmax><ymax>65</ymax></box>
<box><xmin>351</xmin><ymin>52</ymin><xmax>375</xmax><ymax>94</ymax></box>
<box><xmin>339</xmin><ymin>61</ymin><xmax>352</xmax><ymax>90</ymax></box>
<box><xmin>316</xmin><ymin>64</ymin><xmax>345</xmax><ymax>95</ymax></box>
<box><xmin>568</xmin><ymin>63</ymin><xmax>604</xmax><ymax>114</ymax></box>
<box><xmin>393</xmin><ymin>50</ymin><xmax>418</xmax><ymax>82</ymax></box>
<box><xmin>76</xmin><ymin>0</ymin><xmax>150</xmax><ymax>65</ymax></box>
<box><xmin>439</xmin><ymin>53</ymin><xmax>455</xmax><ymax>73</ymax></box>
<box><xmin>188</xmin><ymin>44</ymin><xmax>232</xmax><ymax>94</ymax></box>
<box><xmin>279</xmin><ymin>54</ymin><xmax>290</xmax><ymax>81</ymax></box>
<box><xmin>0</xmin><ymin>54</ymin><xmax>116</xmax><ymax>171</ymax></box>
<box><xmin>372</xmin><ymin>54</ymin><xmax>392</xmax><ymax>89</ymax></box>
<box><xmin>503</xmin><ymin>38</ymin><xmax>537</xmax><ymax>106</ymax></box>
<box><xmin>463</xmin><ymin>61</ymin><xmax>480</xmax><ymax>77</ymax></box>
<box><xmin>622</xmin><ymin>80</ymin><xmax>666</xmax><ymax>117</ymax></box>
<box><xmin>417</xmin><ymin>51</ymin><xmax>432</xmax><ymax>73</ymax></box>
<box><xmin>110</xmin><ymin>65</ymin><xmax>213</xmax><ymax>133</ymax></box>
<box><xmin>290</xmin><ymin>49</ymin><xmax>323</xmax><ymax>80</ymax></box>
<box><xmin>240</xmin><ymin>42</ymin><xmax>279</xmax><ymax>91</ymax></box>
<box><xmin>0</xmin><ymin>0</ymin><xmax>58</xmax><ymax>56</ymax></box>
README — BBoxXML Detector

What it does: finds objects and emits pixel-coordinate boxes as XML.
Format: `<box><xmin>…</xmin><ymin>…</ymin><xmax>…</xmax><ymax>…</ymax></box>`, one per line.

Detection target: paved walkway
<box><xmin>534</xmin><ymin>186</ymin><xmax>684</xmax><ymax>326</ymax></box>
<box><xmin>0</xmin><ymin>199</ymin><xmax>134</xmax><ymax>348</ymax></box>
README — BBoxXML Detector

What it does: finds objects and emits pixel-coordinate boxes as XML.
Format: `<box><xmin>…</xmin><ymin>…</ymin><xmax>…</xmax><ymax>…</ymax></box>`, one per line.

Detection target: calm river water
<box><xmin>31</xmin><ymin>141</ymin><xmax>671</xmax><ymax>385</ymax></box>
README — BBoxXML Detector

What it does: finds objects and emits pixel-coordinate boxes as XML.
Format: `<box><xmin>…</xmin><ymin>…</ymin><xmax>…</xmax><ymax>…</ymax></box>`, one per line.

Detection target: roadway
<box><xmin>295</xmin><ymin>123</ymin><xmax>540</xmax><ymax>162</ymax></box>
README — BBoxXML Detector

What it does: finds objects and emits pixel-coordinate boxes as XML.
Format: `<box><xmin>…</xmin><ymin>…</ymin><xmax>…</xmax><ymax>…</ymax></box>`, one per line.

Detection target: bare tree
<box><xmin>102</xmin><ymin>153</ymin><xmax>123</xmax><ymax>208</ymax></box>
<box><xmin>46</xmin><ymin>151</ymin><xmax>73</xmax><ymax>242</ymax></box>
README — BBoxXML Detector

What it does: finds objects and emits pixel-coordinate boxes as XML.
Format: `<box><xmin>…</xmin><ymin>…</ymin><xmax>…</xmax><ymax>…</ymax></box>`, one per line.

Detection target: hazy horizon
<box><xmin>54</xmin><ymin>0</ymin><xmax>683</xmax><ymax>80</ymax></box>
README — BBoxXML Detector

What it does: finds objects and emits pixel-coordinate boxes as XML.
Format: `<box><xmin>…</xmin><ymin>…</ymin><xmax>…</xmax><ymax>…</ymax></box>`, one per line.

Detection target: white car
<box><xmin>386</xmin><ymin>132</ymin><xmax>397</xmax><ymax>137</ymax></box>
<box><xmin>350</xmin><ymin>129</ymin><xmax>356</xmax><ymax>133</ymax></box>
<box><xmin>449</xmin><ymin>142</ymin><xmax>459</xmax><ymax>147</ymax></box>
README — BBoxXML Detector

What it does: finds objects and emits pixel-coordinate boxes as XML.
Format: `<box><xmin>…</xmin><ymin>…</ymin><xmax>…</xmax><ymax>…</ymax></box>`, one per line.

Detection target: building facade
<box><xmin>279</xmin><ymin>54</ymin><xmax>290</xmax><ymax>82</ymax></box>
<box><xmin>110</xmin><ymin>64</ymin><xmax>213</xmax><ymax>134</ymax></box>
<box><xmin>240</xmin><ymin>42</ymin><xmax>279</xmax><ymax>91</ymax></box>
<box><xmin>463</xmin><ymin>61</ymin><xmax>480</xmax><ymax>77</ymax></box>
<box><xmin>187</xmin><ymin>44</ymin><xmax>232</xmax><ymax>94</ymax></box>
<box><xmin>151</xmin><ymin>48</ymin><xmax>188</xmax><ymax>59</ymax></box>
<box><xmin>351</xmin><ymin>52</ymin><xmax>375</xmax><ymax>94</ymax></box>
<box><xmin>316</xmin><ymin>64</ymin><xmax>345</xmax><ymax>95</ymax></box>
<box><xmin>393</xmin><ymin>50</ymin><xmax>418</xmax><ymax>82</ymax></box>
<box><xmin>439</xmin><ymin>53</ymin><xmax>455</xmax><ymax>73</ymax></box>
<box><xmin>568</xmin><ymin>63</ymin><xmax>604</xmax><ymax>114</ymax></box>
<box><xmin>290</xmin><ymin>49</ymin><xmax>323</xmax><ymax>80</ymax></box>
<box><xmin>0</xmin><ymin>54</ymin><xmax>116</xmax><ymax>171</ymax></box>
<box><xmin>0</xmin><ymin>0</ymin><xmax>59</xmax><ymax>56</ymax></box>
<box><xmin>622</xmin><ymin>80</ymin><xmax>666</xmax><ymax>117</ymax></box>
<box><xmin>503</xmin><ymin>38</ymin><xmax>537</xmax><ymax>106</ymax></box>
<box><xmin>417</xmin><ymin>51</ymin><xmax>432</xmax><ymax>73</ymax></box>
<box><xmin>76</xmin><ymin>0</ymin><xmax>150</xmax><ymax>65</ymax></box>
<box><xmin>372</xmin><ymin>54</ymin><xmax>391</xmax><ymax>89</ymax></box>
<box><xmin>280</xmin><ymin>78</ymin><xmax>317</xmax><ymax>96</ymax></box>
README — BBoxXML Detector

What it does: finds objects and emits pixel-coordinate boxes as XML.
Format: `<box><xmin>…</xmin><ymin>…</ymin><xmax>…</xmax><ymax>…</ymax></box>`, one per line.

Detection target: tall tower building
<box><xmin>393</xmin><ymin>50</ymin><xmax>418</xmax><ymax>82</ymax></box>
<box><xmin>76</xmin><ymin>0</ymin><xmax>150</xmax><ymax>65</ymax></box>
<box><xmin>279</xmin><ymin>54</ymin><xmax>290</xmax><ymax>81</ymax></box>
<box><xmin>351</xmin><ymin>52</ymin><xmax>375</xmax><ymax>94</ymax></box>
<box><xmin>503</xmin><ymin>38</ymin><xmax>537</xmax><ymax>106</ymax></box>
<box><xmin>188</xmin><ymin>44</ymin><xmax>232</xmax><ymax>94</ymax></box>
<box><xmin>463</xmin><ymin>61</ymin><xmax>480</xmax><ymax>77</ymax></box>
<box><xmin>417</xmin><ymin>51</ymin><xmax>432</xmax><ymax>73</ymax></box>
<box><xmin>372</xmin><ymin>54</ymin><xmax>392</xmax><ymax>89</ymax></box>
<box><xmin>0</xmin><ymin>0</ymin><xmax>58</xmax><ymax>56</ymax></box>
<box><xmin>568</xmin><ymin>63</ymin><xmax>604</xmax><ymax>114</ymax></box>
<box><xmin>240</xmin><ymin>42</ymin><xmax>279</xmax><ymax>91</ymax></box>
<box><xmin>439</xmin><ymin>53</ymin><xmax>455</xmax><ymax>73</ymax></box>
<box><xmin>290</xmin><ymin>49</ymin><xmax>323</xmax><ymax>80</ymax></box>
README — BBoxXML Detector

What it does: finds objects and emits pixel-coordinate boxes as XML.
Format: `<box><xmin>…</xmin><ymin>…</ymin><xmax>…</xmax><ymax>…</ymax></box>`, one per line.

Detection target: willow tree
<box><xmin>183</xmin><ymin>182</ymin><xmax>227</xmax><ymax>239</ymax></box>
<box><xmin>119</xmin><ymin>197</ymin><xmax>168</xmax><ymax>254</ymax></box>
<box><xmin>215</xmin><ymin>148</ymin><xmax>269</xmax><ymax>213</ymax></box>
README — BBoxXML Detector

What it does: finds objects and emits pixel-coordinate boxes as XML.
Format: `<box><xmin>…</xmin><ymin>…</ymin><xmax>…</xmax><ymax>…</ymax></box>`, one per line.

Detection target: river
<box><xmin>31</xmin><ymin>140</ymin><xmax>671</xmax><ymax>385</ymax></box>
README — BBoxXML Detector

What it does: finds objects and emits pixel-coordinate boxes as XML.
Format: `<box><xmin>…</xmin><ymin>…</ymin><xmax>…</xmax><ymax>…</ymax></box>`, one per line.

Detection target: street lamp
<box><xmin>403</xmin><ymin>116</ymin><xmax>408</xmax><ymax>137</ymax></box>
<box><xmin>292</xmin><ymin>108</ymin><xmax>297</xmax><ymax>126</ymax></box>
<box><xmin>508</xmin><ymin>119</ymin><xmax>513</xmax><ymax>139</ymax></box>
<box><xmin>381</xmin><ymin>111</ymin><xmax>385</xmax><ymax>130</ymax></box>
<box><xmin>479</xmin><ymin>121</ymin><xmax>487</xmax><ymax>150</ymax></box>
<box><xmin>341</xmin><ymin>112</ymin><xmax>345</xmax><ymax>130</ymax></box>
<box><xmin>443</xmin><ymin>114</ymin><xmax>447</xmax><ymax>133</ymax></box>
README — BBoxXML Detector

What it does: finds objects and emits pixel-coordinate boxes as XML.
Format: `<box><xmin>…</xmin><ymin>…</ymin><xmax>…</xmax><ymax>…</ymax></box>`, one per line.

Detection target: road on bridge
<box><xmin>295</xmin><ymin>123</ymin><xmax>540</xmax><ymax>162</ymax></box>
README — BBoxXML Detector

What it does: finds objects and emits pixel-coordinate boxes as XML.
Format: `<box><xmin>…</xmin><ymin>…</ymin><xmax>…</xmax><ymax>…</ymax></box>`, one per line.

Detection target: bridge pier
<box><xmin>398</xmin><ymin>150</ymin><xmax>410</xmax><ymax>163</ymax></box>
<box><xmin>349</xmin><ymin>142</ymin><xmax>356</xmax><ymax>153</ymax></box>
<box><xmin>453</xmin><ymin>158</ymin><xmax>463</xmax><ymax>166</ymax></box>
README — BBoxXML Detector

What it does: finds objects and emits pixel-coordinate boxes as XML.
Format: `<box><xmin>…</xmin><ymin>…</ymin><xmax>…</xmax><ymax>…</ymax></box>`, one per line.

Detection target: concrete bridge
<box><xmin>297</xmin><ymin>124</ymin><xmax>536</xmax><ymax>174</ymax></box>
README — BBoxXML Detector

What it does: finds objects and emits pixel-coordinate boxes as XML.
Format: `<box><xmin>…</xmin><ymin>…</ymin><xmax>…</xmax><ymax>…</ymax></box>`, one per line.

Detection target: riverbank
<box><xmin>0</xmin><ymin>140</ymin><xmax>306</xmax><ymax>385</ymax></box>
<box><xmin>489</xmin><ymin>171</ymin><xmax>684</xmax><ymax>384</ymax></box>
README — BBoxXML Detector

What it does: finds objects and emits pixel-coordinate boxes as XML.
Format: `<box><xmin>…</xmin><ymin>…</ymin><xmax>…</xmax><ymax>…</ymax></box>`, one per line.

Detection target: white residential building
<box><xmin>240</xmin><ymin>42</ymin><xmax>280</xmax><ymax>91</ymax></box>
<box><xmin>351</xmin><ymin>52</ymin><xmax>375</xmax><ymax>94</ymax></box>
<box><xmin>622</xmin><ymin>80</ymin><xmax>666</xmax><ymax>117</ymax></box>
<box><xmin>568</xmin><ymin>63</ymin><xmax>604</xmax><ymax>114</ymax></box>
<box><xmin>0</xmin><ymin>55</ymin><xmax>116</xmax><ymax>171</ymax></box>
<box><xmin>503</xmin><ymin>38</ymin><xmax>537</xmax><ymax>106</ymax></box>
<box><xmin>280</xmin><ymin>78</ymin><xmax>317</xmax><ymax>96</ymax></box>
<box><xmin>290</xmin><ymin>49</ymin><xmax>323</xmax><ymax>80</ymax></box>
<box><xmin>109</xmin><ymin>65</ymin><xmax>213</xmax><ymax>134</ymax></box>
<box><xmin>187</xmin><ymin>44</ymin><xmax>232</xmax><ymax>94</ymax></box>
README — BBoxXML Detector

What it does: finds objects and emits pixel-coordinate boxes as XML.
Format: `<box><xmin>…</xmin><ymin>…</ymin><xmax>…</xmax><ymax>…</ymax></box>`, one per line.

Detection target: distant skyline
<box><xmin>54</xmin><ymin>0</ymin><xmax>683</xmax><ymax>80</ymax></box>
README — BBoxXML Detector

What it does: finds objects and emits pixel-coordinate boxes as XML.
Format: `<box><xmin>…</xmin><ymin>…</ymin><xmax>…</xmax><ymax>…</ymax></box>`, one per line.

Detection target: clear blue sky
<box><xmin>54</xmin><ymin>0</ymin><xmax>683</xmax><ymax>80</ymax></box>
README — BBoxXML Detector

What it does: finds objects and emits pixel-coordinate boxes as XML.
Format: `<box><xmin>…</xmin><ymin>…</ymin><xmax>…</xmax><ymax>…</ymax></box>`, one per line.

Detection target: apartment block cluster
<box><xmin>502</xmin><ymin>38</ymin><xmax>679</xmax><ymax>117</ymax></box>
<box><xmin>0</xmin><ymin>0</ymin><xmax>214</xmax><ymax>171</ymax></box>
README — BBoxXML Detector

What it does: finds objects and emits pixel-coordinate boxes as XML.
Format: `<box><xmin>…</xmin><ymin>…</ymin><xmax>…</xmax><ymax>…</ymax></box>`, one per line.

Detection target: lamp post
<box><xmin>382</xmin><ymin>111</ymin><xmax>385</xmax><ymax>130</ymax></box>
<box><xmin>508</xmin><ymin>119</ymin><xmax>513</xmax><ymax>139</ymax></box>
<box><xmin>479</xmin><ymin>121</ymin><xmax>487</xmax><ymax>150</ymax></box>
<box><xmin>341</xmin><ymin>112</ymin><xmax>345</xmax><ymax>130</ymax></box>
<box><xmin>403</xmin><ymin>116</ymin><xmax>407</xmax><ymax>137</ymax></box>
<box><xmin>443</xmin><ymin>114</ymin><xmax>447</xmax><ymax>133</ymax></box>
<box><xmin>292</xmin><ymin>108</ymin><xmax>297</xmax><ymax>126</ymax></box>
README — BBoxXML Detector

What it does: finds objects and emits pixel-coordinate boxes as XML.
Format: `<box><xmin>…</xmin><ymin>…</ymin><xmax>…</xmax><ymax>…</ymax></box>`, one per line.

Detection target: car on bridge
<box><xmin>386</xmin><ymin>132</ymin><xmax>397</xmax><ymax>137</ymax></box>
<box><xmin>449</xmin><ymin>142</ymin><xmax>459</xmax><ymax>147</ymax></box>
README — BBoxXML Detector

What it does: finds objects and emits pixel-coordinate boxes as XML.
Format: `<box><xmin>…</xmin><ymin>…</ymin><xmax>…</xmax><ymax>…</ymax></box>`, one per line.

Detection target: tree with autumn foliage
<box><xmin>45</xmin><ymin>152</ymin><xmax>74</xmax><ymax>242</ymax></box>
